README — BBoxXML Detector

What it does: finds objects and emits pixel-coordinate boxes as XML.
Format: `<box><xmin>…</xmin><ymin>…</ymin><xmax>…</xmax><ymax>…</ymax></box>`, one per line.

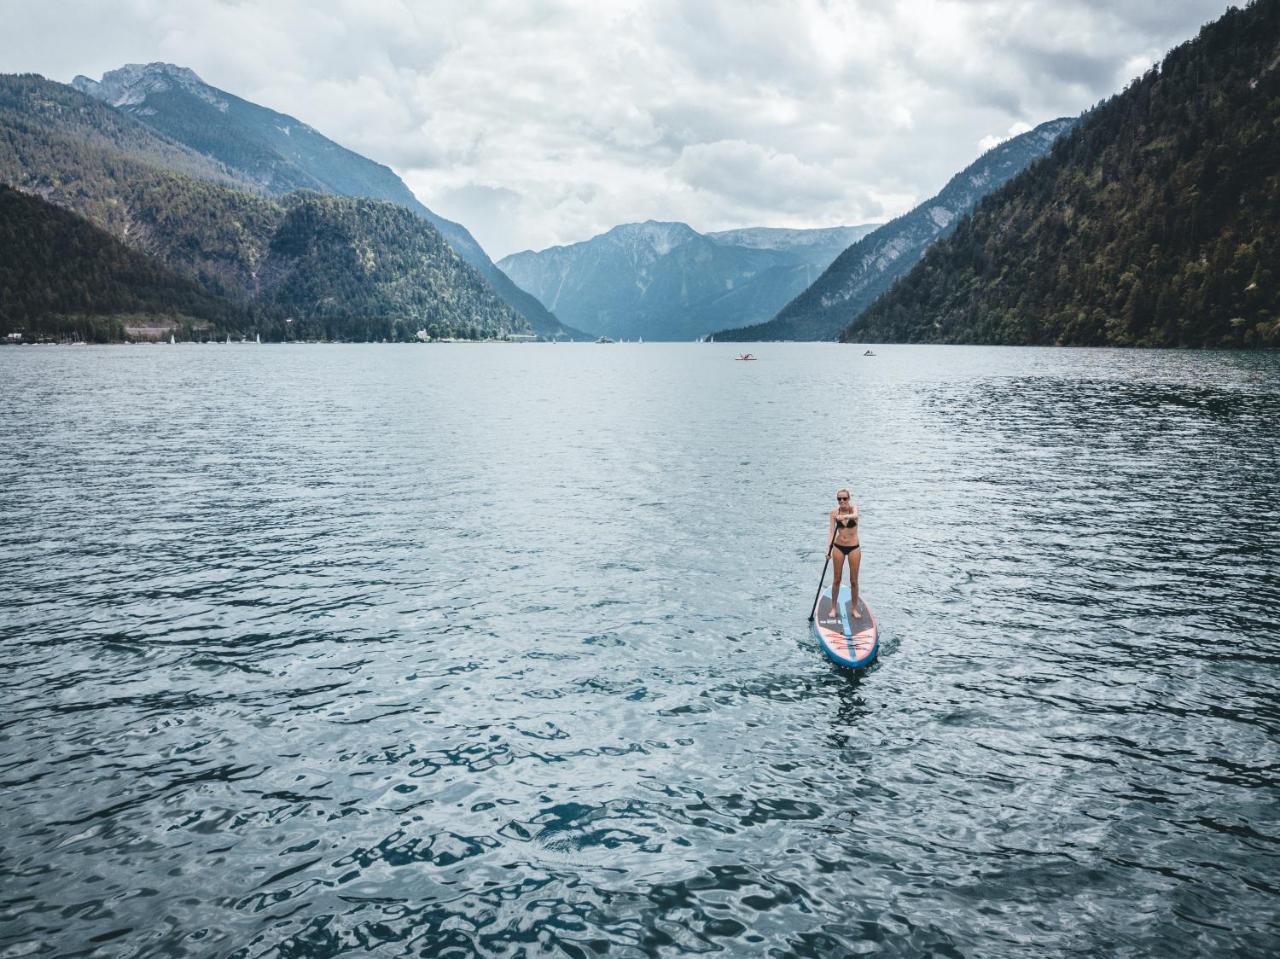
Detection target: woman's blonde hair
<box><xmin>836</xmin><ymin>487</ymin><xmax>851</xmax><ymax>499</ymax></box>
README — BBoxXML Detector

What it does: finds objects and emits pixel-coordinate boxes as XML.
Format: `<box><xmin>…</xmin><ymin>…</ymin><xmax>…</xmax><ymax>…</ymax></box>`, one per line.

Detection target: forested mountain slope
<box><xmin>0</xmin><ymin>74</ymin><xmax>528</xmax><ymax>341</ymax></box>
<box><xmin>0</xmin><ymin>76</ymin><xmax>277</xmax><ymax>296</ymax></box>
<box><xmin>846</xmin><ymin>0</ymin><xmax>1280</xmax><ymax>348</ymax></box>
<box><xmin>716</xmin><ymin>118</ymin><xmax>1074</xmax><ymax>341</ymax></box>
<box><xmin>0</xmin><ymin>73</ymin><xmax>252</xmax><ymax>190</ymax></box>
<box><xmin>264</xmin><ymin>193</ymin><xmax>521</xmax><ymax>341</ymax></box>
<box><xmin>0</xmin><ymin>184</ymin><xmax>247</xmax><ymax>341</ymax></box>
<box><xmin>73</xmin><ymin>63</ymin><xmax>580</xmax><ymax>338</ymax></box>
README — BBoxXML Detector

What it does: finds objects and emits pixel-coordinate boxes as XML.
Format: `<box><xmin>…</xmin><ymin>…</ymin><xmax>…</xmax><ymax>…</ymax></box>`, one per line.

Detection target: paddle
<box><xmin>808</xmin><ymin>528</ymin><xmax>838</xmax><ymax>622</ymax></box>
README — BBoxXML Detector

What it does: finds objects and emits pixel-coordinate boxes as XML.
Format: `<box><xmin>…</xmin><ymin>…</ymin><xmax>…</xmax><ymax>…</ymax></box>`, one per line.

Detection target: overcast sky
<box><xmin>2</xmin><ymin>0</ymin><xmax>1231</xmax><ymax>259</ymax></box>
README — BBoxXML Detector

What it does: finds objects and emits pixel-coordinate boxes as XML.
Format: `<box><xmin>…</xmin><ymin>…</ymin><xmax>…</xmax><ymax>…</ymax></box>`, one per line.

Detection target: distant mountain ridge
<box><xmin>715</xmin><ymin>117</ymin><xmax>1076</xmax><ymax>341</ymax></box>
<box><xmin>73</xmin><ymin>63</ymin><xmax>581</xmax><ymax>339</ymax></box>
<box><xmin>706</xmin><ymin>225</ymin><xmax>870</xmax><ymax>252</ymax></box>
<box><xmin>497</xmin><ymin>220</ymin><xmax>876</xmax><ymax>340</ymax></box>
<box><xmin>845</xmin><ymin>0</ymin><xmax>1280</xmax><ymax>348</ymax></box>
<box><xmin>74</xmin><ymin>63</ymin><xmax>405</xmax><ymax>199</ymax></box>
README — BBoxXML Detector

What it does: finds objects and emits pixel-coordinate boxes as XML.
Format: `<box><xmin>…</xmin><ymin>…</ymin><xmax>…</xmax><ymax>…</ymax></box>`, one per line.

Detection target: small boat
<box><xmin>595</xmin><ymin>336</ymin><xmax>615</xmax><ymax>344</ymax></box>
<box><xmin>863</xmin><ymin>349</ymin><xmax>876</xmax><ymax>356</ymax></box>
<box><xmin>734</xmin><ymin>353</ymin><xmax>757</xmax><ymax>361</ymax></box>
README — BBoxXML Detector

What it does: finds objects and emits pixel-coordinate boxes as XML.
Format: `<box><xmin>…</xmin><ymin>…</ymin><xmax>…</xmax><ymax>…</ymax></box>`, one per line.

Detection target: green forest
<box><xmin>847</xmin><ymin>0</ymin><xmax>1280</xmax><ymax>348</ymax></box>
<box><xmin>0</xmin><ymin>75</ymin><xmax>529</xmax><ymax>342</ymax></box>
<box><xmin>0</xmin><ymin>184</ymin><xmax>249</xmax><ymax>341</ymax></box>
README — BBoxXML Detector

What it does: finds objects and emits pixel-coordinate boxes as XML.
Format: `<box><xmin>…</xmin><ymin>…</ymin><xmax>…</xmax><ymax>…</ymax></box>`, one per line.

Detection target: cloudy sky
<box><xmin>3</xmin><ymin>0</ymin><xmax>1230</xmax><ymax>259</ymax></box>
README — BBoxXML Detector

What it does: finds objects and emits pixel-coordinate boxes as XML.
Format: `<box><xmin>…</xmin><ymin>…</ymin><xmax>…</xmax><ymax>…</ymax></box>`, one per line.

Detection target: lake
<box><xmin>1</xmin><ymin>343</ymin><xmax>1277</xmax><ymax>957</ymax></box>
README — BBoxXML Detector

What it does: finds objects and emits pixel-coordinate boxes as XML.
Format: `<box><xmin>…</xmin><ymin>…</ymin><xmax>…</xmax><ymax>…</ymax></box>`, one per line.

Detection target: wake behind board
<box><xmin>811</xmin><ymin>585</ymin><xmax>878</xmax><ymax>668</ymax></box>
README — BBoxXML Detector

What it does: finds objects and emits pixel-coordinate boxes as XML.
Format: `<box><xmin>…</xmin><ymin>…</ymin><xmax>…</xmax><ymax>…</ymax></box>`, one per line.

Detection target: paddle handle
<box><xmin>808</xmin><ymin>528</ymin><xmax>838</xmax><ymax>622</ymax></box>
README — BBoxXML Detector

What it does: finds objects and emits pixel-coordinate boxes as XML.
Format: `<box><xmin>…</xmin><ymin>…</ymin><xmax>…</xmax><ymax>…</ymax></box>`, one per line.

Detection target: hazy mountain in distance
<box><xmin>715</xmin><ymin>116</ymin><xmax>1076</xmax><ymax>341</ymax></box>
<box><xmin>73</xmin><ymin>63</ymin><xmax>581</xmax><ymax>338</ymax></box>
<box><xmin>497</xmin><ymin>221</ymin><xmax>877</xmax><ymax>340</ymax></box>
<box><xmin>706</xmin><ymin>225</ymin><xmax>875</xmax><ymax>256</ymax></box>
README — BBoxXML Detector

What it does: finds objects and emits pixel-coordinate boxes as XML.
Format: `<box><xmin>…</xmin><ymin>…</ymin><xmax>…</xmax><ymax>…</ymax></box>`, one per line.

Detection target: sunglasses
<box><xmin>836</xmin><ymin>496</ymin><xmax>849</xmax><ymax>501</ymax></box>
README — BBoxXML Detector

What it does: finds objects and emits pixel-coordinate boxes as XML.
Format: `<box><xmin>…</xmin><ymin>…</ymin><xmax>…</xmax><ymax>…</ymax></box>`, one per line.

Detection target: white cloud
<box><xmin>978</xmin><ymin>121</ymin><xmax>1034</xmax><ymax>153</ymax></box>
<box><xmin>670</xmin><ymin>140</ymin><xmax>851</xmax><ymax>222</ymax></box>
<box><xmin>2</xmin><ymin>0</ymin><xmax>1233</xmax><ymax>258</ymax></box>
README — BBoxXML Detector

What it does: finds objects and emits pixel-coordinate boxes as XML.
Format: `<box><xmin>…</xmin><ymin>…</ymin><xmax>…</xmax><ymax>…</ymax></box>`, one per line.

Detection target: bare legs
<box><xmin>848</xmin><ymin>547</ymin><xmax>862</xmax><ymax>616</ymax></box>
<box><xmin>829</xmin><ymin>549</ymin><xmax>845</xmax><ymax>617</ymax></box>
<box><xmin>830</xmin><ymin>547</ymin><xmax>863</xmax><ymax>619</ymax></box>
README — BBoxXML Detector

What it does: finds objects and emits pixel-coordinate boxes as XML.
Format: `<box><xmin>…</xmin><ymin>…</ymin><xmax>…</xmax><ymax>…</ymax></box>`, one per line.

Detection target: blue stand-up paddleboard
<box><xmin>812</xmin><ymin>585</ymin><xmax>879</xmax><ymax>668</ymax></box>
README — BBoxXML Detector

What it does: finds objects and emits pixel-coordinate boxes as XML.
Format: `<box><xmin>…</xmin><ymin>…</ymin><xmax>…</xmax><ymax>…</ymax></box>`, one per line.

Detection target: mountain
<box><xmin>706</xmin><ymin>225</ymin><xmax>875</xmax><ymax>258</ymax></box>
<box><xmin>0</xmin><ymin>74</ymin><xmax>275</xmax><ymax>295</ymax></box>
<box><xmin>715</xmin><ymin>117</ymin><xmax>1076</xmax><ymax>341</ymax></box>
<box><xmin>0</xmin><ymin>183</ymin><xmax>248</xmax><ymax>342</ymax></box>
<box><xmin>72</xmin><ymin>63</ymin><xmax>580</xmax><ymax>339</ymax></box>
<box><xmin>264</xmin><ymin>192</ymin><xmax>522</xmax><ymax>341</ymax></box>
<box><xmin>0</xmin><ymin>74</ymin><xmax>528</xmax><ymax>341</ymax></box>
<box><xmin>496</xmin><ymin>221</ymin><xmax>876</xmax><ymax>340</ymax></box>
<box><xmin>846</xmin><ymin>1</ymin><xmax>1280</xmax><ymax>348</ymax></box>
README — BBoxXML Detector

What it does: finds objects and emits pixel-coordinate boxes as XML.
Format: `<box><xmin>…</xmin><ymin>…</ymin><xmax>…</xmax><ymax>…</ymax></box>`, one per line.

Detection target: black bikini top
<box><xmin>835</xmin><ymin>515</ymin><xmax>857</xmax><ymax>529</ymax></box>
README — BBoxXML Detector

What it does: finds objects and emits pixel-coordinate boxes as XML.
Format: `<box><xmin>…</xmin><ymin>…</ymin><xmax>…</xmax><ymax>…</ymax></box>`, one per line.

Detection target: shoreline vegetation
<box><xmin>0</xmin><ymin>340</ymin><xmax>567</xmax><ymax>345</ymax></box>
<box><xmin>0</xmin><ymin>330</ymin><xmax>567</xmax><ymax>346</ymax></box>
<box><xmin>4</xmin><ymin>337</ymin><xmax>1274</xmax><ymax>349</ymax></box>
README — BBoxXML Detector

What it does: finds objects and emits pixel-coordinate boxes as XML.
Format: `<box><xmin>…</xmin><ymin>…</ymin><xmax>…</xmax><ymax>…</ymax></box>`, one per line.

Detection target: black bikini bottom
<box><xmin>832</xmin><ymin>543</ymin><xmax>860</xmax><ymax>556</ymax></box>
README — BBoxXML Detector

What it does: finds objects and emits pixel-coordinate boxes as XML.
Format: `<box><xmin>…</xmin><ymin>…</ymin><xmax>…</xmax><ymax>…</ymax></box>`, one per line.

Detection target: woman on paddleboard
<box><xmin>826</xmin><ymin>488</ymin><xmax>860</xmax><ymax>617</ymax></box>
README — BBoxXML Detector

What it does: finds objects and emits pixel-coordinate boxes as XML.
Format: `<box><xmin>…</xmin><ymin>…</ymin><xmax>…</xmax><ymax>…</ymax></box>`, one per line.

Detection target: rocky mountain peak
<box><xmin>73</xmin><ymin>63</ymin><xmax>227</xmax><ymax>112</ymax></box>
<box><xmin>602</xmin><ymin>220</ymin><xmax>700</xmax><ymax>257</ymax></box>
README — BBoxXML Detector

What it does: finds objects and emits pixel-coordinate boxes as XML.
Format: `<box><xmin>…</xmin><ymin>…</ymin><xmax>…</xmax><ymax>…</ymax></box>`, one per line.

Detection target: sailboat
<box><xmin>169</xmin><ymin>333</ymin><xmax>175</xmax><ymax>344</ymax></box>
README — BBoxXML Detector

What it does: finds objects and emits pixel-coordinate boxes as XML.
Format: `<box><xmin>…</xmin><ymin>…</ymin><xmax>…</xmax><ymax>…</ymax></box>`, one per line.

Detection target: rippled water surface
<box><xmin>2</xmin><ymin>343</ymin><xmax>1278</xmax><ymax>958</ymax></box>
